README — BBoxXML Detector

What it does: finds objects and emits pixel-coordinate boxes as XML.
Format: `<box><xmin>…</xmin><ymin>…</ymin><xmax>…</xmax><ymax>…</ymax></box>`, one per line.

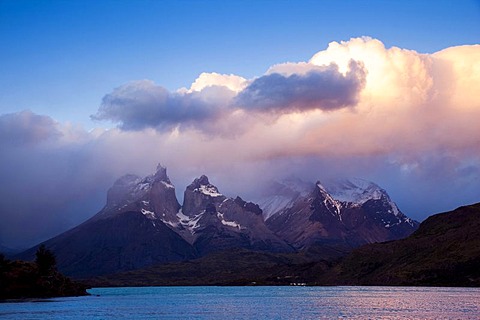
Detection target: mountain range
<box><xmin>90</xmin><ymin>202</ymin><xmax>480</xmax><ymax>287</ymax></box>
<box><xmin>15</xmin><ymin>164</ymin><xmax>418</xmax><ymax>278</ymax></box>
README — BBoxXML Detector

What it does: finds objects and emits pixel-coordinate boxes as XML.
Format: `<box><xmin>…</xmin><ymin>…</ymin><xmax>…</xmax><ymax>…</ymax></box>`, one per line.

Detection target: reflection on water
<box><xmin>1</xmin><ymin>286</ymin><xmax>479</xmax><ymax>319</ymax></box>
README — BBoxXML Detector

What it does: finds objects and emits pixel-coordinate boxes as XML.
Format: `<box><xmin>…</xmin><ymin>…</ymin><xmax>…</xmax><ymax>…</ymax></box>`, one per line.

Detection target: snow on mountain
<box><xmin>196</xmin><ymin>184</ymin><xmax>223</xmax><ymax>197</ymax></box>
<box><xmin>323</xmin><ymin>178</ymin><xmax>383</xmax><ymax>205</ymax></box>
<box><xmin>316</xmin><ymin>182</ymin><xmax>342</xmax><ymax>218</ymax></box>
<box><xmin>265</xmin><ymin>176</ymin><xmax>419</xmax><ymax>249</ymax></box>
<box><xmin>258</xmin><ymin>177</ymin><xmax>314</xmax><ymax>220</ymax></box>
<box><xmin>323</xmin><ymin>178</ymin><xmax>403</xmax><ymax>218</ymax></box>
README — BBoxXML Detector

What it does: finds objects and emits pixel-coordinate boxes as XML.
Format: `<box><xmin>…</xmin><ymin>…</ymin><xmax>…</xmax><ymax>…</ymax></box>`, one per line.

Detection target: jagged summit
<box><xmin>186</xmin><ymin>175</ymin><xmax>223</xmax><ymax>198</ymax></box>
<box><xmin>323</xmin><ymin>178</ymin><xmax>385</xmax><ymax>206</ymax></box>
<box><xmin>99</xmin><ymin>164</ymin><xmax>179</xmax><ymax>222</ymax></box>
<box><xmin>154</xmin><ymin>163</ymin><xmax>170</xmax><ymax>183</ymax></box>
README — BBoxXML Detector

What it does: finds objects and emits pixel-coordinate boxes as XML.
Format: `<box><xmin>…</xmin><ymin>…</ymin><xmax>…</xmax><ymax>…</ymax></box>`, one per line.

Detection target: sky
<box><xmin>1</xmin><ymin>0</ymin><xmax>479</xmax><ymax>248</ymax></box>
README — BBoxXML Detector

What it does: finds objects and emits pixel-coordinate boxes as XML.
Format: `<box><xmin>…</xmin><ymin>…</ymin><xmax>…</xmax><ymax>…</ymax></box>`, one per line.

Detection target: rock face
<box><xmin>16</xmin><ymin>166</ymin><xmax>418</xmax><ymax>278</ymax></box>
<box><xmin>265</xmin><ymin>178</ymin><xmax>418</xmax><ymax>250</ymax></box>
<box><xmin>17</xmin><ymin>166</ymin><xmax>292</xmax><ymax>278</ymax></box>
<box><xmin>179</xmin><ymin>176</ymin><xmax>293</xmax><ymax>255</ymax></box>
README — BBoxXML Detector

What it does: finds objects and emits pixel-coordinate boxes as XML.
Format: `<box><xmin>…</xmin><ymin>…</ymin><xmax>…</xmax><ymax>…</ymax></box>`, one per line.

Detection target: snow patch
<box><xmin>195</xmin><ymin>184</ymin><xmax>223</xmax><ymax>197</ymax></box>
<box><xmin>317</xmin><ymin>182</ymin><xmax>342</xmax><ymax>218</ymax></box>
<box><xmin>136</xmin><ymin>182</ymin><xmax>151</xmax><ymax>192</ymax></box>
<box><xmin>161</xmin><ymin>181</ymin><xmax>175</xmax><ymax>189</ymax></box>
<box><xmin>161</xmin><ymin>219</ymin><xmax>178</xmax><ymax>228</ymax></box>
<box><xmin>217</xmin><ymin>212</ymin><xmax>241</xmax><ymax>229</ymax></box>
<box><xmin>141</xmin><ymin>208</ymin><xmax>156</xmax><ymax>219</ymax></box>
<box><xmin>177</xmin><ymin>209</ymin><xmax>203</xmax><ymax>233</ymax></box>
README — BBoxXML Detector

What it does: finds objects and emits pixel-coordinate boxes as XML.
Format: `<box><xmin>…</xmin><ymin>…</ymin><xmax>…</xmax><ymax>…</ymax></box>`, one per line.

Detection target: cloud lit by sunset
<box><xmin>1</xmin><ymin>1</ymin><xmax>479</xmax><ymax>248</ymax></box>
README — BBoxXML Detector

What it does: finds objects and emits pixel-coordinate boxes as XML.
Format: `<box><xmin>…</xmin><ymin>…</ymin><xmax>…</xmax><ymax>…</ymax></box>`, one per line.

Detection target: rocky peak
<box><xmin>153</xmin><ymin>164</ymin><xmax>169</xmax><ymax>182</ymax></box>
<box><xmin>98</xmin><ymin>165</ymin><xmax>180</xmax><ymax>222</ymax></box>
<box><xmin>195</xmin><ymin>175</ymin><xmax>210</xmax><ymax>186</ymax></box>
<box><xmin>187</xmin><ymin>175</ymin><xmax>223</xmax><ymax>198</ymax></box>
<box><xmin>234</xmin><ymin>196</ymin><xmax>263</xmax><ymax>216</ymax></box>
<box><xmin>183</xmin><ymin>175</ymin><xmax>225</xmax><ymax>217</ymax></box>
<box><xmin>323</xmin><ymin>178</ymin><xmax>385</xmax><ymax>206</ymax></box>
<box><xmin>106</xmin><ymin>174</ymin><xmax>141</xmax><ymax>208</ymax></box>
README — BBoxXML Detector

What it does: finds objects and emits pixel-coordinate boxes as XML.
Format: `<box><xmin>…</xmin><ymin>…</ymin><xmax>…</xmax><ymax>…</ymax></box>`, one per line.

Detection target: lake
<box><xmin>1</xmin><ymin>286</ymin><xmax>479</xmax><ymax>319</ymax></box>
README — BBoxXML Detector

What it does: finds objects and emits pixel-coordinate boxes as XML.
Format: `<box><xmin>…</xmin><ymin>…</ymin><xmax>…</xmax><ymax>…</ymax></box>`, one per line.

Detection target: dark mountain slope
<box><xmin>88</xmin><ymin>249</ymin><xmax>331</xmax><ymax>286</ymax></box>
<box><xmin>15</xmin><ymin>166</ymin><xmax>196</xmax><ymax>278</ymax></box>
<box><xmin>321</xmin><ymin>202</ymin><xmax>480</xmax><ymax>286</ymax></box>
<box><xmin>17</xmin><ymin>212</ymin><xmax>196</xmax><ymax>278</ymax></box>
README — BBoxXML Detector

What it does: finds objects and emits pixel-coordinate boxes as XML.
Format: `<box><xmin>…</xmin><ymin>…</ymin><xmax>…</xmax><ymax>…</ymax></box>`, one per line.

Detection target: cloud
<box><xmin>186</xmin><ymin>72</ymin><xmax>247</xmax><ymax>93</ymax></box>
<box><xmin>93</xmin><ymin>62</ymin><xmax>366</xmax><ymax>133</ymax></box>
<box><xmin>0</xmin><ymin>110</ymin><xmax>61</xmax><ymax>146</ymax></box>
<box><xmin>235</xmin><ymin>60</ymin><xmax>366</xmax><ymax>113</ymax></box>
<box><xmin>88</xmin><ymin>36</ymin><xmax>480</xmax><ymax>217</ymax></box>
<box><xmin>2</xmin><ymin>37</ymin><xmax>480</xmax><ymax>248</ymax></box>
<box><xmin>92</xmin><ymin>79</ymin><xmax>236</xmax><ymax>132</ymax></box>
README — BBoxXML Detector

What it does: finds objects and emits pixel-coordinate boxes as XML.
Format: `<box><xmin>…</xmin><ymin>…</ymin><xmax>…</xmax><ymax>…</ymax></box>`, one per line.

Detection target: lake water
<box><xmin>1</xmin><ymin>286</ymin><xmax>479</xmax><ymax>319</ymax></box>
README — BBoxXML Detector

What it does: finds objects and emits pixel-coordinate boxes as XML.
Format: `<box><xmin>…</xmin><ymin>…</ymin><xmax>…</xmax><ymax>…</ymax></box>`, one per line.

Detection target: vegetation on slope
<box><xmin>88</xmin><ymin>248</ymin><xmax>334</xmax><ymax>286</ymax></box>
<box><xmin>321</xmin><ymin>203</ymin><xmax>480</xmax><ymax>286</ymax></box>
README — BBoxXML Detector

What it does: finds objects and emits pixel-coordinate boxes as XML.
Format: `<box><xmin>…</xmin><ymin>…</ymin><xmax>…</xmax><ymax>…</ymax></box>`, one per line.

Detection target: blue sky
<box><xmin>1</xmin><ymin>0</ymin><xmax>480</xmax><ymax>247</ymax></box>
<box><xmin>1</xmin><ymin>0</ymin><xmax>479</xmax><ymax>127</ymax></box>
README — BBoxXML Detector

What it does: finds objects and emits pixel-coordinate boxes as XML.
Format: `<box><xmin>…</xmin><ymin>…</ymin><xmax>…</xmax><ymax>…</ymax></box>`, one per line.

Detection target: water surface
<box><xmin>1</xmin><ymin>286</ymin><xmax>479</xmax><ymax>319</ymax></box>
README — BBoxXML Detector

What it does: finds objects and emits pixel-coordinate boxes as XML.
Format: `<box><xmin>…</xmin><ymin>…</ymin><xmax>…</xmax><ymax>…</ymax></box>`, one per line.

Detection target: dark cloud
<box><xmin>92</xmin><ymin>80</ymin><xmax>234</xmax><ymax>131</ymax></box>
<box><xmin>0</xmin><ymin>110</ymin><xmax>61</xmax><ymax>146</ymax></box>
<box><xmin>235</xmin><ymin>60</ymin><xmax>366</xmax><ymax>113</ymax></box>
<box><xmin>92</xmin><ymin>62</ymin><xmax>366</xmax><ymax>133</ymax></box>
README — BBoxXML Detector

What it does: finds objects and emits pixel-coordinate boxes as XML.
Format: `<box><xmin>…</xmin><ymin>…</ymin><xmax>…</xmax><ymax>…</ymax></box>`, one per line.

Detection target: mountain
<box><xmin>320</xmin><ymin>202</ymin><xmax>480</xmax><ymax>286</ymax></box>
<box><xmin>16</xmin><ymin>165</ymin><xmax>418</xmax><ymax>279</ymax></box>
<box><xmin>16</xmin><ymin>166</ymin><xmax>196</xmax><ymax>278</ymax></box>
<box><xmin>177</xmin><ymin>175</ymin><xmax>294</xmax><ymax>255</ymax></box>
<box><xmin>16</xmin><ymin>166</ymin><xmax>292</xmax><ymax>278</ymax></box>
<box><xmin>90</xmin><ymin>203</ymin><xmax>480</xmax><ymax>287</ymax></box>
<box><xmin>265</xmin><ymin>178</ymin><xmax>418</xmax><ymax>250</ymax></box>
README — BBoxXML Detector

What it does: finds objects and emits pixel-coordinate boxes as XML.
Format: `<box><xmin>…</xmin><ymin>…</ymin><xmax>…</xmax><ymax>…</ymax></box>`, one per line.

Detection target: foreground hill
<box><xmin>319</xmin><ymin>202</ymin><xmax>480</xmax><ymax>286</ymax></box>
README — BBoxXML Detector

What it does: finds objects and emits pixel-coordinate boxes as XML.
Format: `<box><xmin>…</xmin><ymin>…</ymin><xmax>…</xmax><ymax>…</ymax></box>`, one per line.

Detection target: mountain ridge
<box><xmin>15</xmin><ymin>164</ymin><xmax>418</xmax><ymax>278</ymax></box>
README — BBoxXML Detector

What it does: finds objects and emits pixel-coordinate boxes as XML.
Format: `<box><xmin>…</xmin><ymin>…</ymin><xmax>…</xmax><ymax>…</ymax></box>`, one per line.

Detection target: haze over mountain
<box><xmin>14</xmin><ymin>165</ymin><xmax>418</xmax><ymax>278</ymax></box>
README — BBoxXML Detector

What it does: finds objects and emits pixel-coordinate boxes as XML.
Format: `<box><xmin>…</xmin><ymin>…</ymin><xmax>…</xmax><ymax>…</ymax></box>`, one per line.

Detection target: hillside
<box><xmin>87</xmin><ymin>202</ymin><xmax>480</xmax><ymax>287</ymax></box>
<box><xmin>88</xmin><ymin>249</ymin><xmax>332</xmax><ymax>286</ymax></box>
<box><xmin>320</xmin><ymin>202</ymin><xmax>480</xmax><ymax>286</ymax></box>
